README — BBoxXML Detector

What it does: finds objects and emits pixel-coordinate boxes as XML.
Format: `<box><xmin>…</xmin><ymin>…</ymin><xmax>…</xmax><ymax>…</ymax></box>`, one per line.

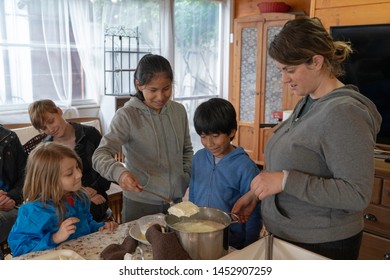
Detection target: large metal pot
<box><xmin>165</xmin><ymin>207</ymin><xmax>237</xmax><ymax>260</ymax></box>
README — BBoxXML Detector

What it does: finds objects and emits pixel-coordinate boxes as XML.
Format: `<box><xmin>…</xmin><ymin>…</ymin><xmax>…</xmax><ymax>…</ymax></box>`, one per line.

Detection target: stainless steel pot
<box><xmin>165</xmin><ymin>207</ymin><xmax>237</xmax><ymax>260</ymax></box>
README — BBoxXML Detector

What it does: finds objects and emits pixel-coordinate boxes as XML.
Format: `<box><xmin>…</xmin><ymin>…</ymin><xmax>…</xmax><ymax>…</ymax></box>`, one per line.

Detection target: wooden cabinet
<box><xmin>230</xmin><ymin>13</ymin><xmax>301</xmax><ymax>165</ymax></box>
<box><xmin>310</xmin><ymin>0</ymin><xmax>390</xmax><ymax>30</ymax></box>
<box><xmin>359</xmin><ymin>159</ymin><xmax>390</xmax><ymax>259</ymax></box>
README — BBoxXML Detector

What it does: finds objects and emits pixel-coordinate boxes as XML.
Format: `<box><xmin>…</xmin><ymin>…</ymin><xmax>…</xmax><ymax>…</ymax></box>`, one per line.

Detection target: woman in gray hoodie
<box><xmin>233</xmin><ymin>17</ymin><xmax>382</xmax><ymax>259</ymax></box>
<box><xmin>93</xmin><ymin>54</ymin><xmax>193</xmax><ymax>223</ymax></box>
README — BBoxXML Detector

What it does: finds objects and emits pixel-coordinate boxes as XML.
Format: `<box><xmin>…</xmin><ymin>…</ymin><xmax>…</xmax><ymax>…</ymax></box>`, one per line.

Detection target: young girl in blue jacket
<box><xmin>8</xmin><ymin>142</ymin><xmax>117</xmax><ymax>257</ymax></box>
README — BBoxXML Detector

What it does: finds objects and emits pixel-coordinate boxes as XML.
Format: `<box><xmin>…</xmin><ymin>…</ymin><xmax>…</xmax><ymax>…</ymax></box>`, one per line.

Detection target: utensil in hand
<box><xmin>141</xmin><ymin>189</ymin><xmax>174</xmax><ymax>206</ymax></box>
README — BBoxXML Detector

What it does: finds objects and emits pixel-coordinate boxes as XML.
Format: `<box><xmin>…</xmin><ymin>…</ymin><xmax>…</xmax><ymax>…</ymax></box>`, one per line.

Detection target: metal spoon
<box><xmin>142</xmin><ymin>189</ymin><xmax>175</xmax><ymax>206</ymax></box>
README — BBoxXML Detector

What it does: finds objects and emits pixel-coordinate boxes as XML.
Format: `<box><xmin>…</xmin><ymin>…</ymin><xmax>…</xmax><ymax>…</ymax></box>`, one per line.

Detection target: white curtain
<box><xmin>101</xmin><ymin>0</ymin><xmax>161</xmax><ymax>54</ymax></box>
<box><xmin>0</xmin><ymin>0</ymin><xmax>163</xmax><ymax>110</ymax></box>
<box><xmin>40</xmin><ymin>0</ymin><xmax>73</xmax><ymax>105</ymax></box>
<box><xmin>160</xmin><ymin>0</ymin><xmax>174</xmax><ymax>65</ymax></box>
<box><xmin>69</xmin><ymin>0</ymin><xmax>103</xmax><ymax>103</ymax></box>
<box><xmin>70</xmin><ymin>0</ymin><xmax>162</xmax><ymax>99</ymax></box>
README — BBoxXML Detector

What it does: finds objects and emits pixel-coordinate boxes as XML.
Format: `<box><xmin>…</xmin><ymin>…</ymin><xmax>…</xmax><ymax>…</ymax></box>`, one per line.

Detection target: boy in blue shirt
<box><xmin>189</xmin><ymin>98</ymin><xmax>262</xmax><ymax>249</ymax></box>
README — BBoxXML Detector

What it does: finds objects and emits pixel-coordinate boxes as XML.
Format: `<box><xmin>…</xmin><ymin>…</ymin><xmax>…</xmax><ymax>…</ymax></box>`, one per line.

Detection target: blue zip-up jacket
<box><xmin>189</xmin><ymin>146</ymin><xmax>262</xmax><ymax>249</ymax></box>
<box><xmin>8</xmin><ymin>193</ymin><xmax>104</xmax><ymax>257</ymax></box>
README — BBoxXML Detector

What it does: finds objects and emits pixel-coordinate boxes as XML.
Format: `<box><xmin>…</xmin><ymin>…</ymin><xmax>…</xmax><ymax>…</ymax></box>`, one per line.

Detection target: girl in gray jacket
<box><xmin>93</xmin><ymin>54</ymin><xmax>193</xmax><ymax>222</ymax></box>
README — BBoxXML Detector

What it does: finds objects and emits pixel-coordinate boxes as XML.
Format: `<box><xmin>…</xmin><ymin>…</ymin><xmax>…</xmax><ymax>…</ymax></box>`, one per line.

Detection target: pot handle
<box><xmin>229</xmin><ymin>212</ymin><xmax>240</xmax><ymax>224</ymax></box>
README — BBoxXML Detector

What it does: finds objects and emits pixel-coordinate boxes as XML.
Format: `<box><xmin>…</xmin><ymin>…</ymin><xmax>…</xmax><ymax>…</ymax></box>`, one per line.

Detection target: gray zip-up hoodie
<box><xmin>92</xmin><ymin>97</ymin><xmax>193</xmax><ymax>204</ymax></box>
<box><xmin>263</xmin><ymin>85</ymin><xmax>382</xmax><ymax>243</ymax></box>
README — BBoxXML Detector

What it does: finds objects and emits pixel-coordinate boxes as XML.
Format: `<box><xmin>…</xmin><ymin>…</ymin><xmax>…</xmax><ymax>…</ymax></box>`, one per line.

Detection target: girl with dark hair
<box><xmin>93</xmin><ymin>54</ymin><xmax>193</xmax><ymax>223</ymax></box>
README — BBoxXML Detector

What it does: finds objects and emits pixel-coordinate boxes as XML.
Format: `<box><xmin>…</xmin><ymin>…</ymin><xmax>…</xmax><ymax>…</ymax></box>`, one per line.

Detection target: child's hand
<box><xmin>90</xmin><ymin>194</ymin><xmax>107</xmax><ymax>205</ymax></box>
<box><xmin>231</xmin><ymin>192</ymin><xmax>259</xmax><ymax>224</ymax></box>
<box><xmin>0</xmin><ymin>192</ymin><xmax>15</xmax><ymax>211</ymax></box>
<box><xmin>99</xmin><ymin>221</ymin><xmax>118</xmax><ymax>232</ymax></box>
<box><xmin>85</xmin><ymin>186</ymin><xmax>98</xmax><ymax>197</ymax></box>
<box><xmin>52</xmin><ymin>217</ymin><xmax>80</xmax><ymax>244</ymax></box>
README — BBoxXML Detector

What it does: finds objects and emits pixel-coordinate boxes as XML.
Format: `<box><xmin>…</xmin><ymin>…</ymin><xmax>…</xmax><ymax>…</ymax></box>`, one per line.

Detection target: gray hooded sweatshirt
<box><xmin>92</xmin><ymin>97</ymin><xmax>193</xmax><ymax>205</ymax></box>
<box><xmin>263</xmin><ymin>85</ymin><xmax>382</xmax><ymax>243</ymax></box>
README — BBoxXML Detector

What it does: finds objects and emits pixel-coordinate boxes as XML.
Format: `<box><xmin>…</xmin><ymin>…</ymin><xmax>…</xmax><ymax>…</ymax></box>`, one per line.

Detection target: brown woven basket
<box><xmin>257</xmin><ymin>2</ymin><xmax>291</xmax><ymax>13</ymax></box>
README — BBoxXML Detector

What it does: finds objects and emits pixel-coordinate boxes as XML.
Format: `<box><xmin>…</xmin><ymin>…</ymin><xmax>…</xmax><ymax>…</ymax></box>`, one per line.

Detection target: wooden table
<box><xmin>12</xmin><ymin>221</ymin><xmax>152</xmax><ymax>260</ymax></box>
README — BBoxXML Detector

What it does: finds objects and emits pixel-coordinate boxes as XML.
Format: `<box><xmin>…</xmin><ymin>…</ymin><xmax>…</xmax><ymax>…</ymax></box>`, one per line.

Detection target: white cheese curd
<box><xmin>167</xmin><ymin>201</ymin><xmax>200</xmax><ymax>217</ymax></box>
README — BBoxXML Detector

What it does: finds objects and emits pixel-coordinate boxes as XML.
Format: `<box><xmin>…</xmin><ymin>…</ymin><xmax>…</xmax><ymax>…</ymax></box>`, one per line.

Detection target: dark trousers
<box><xmin>277</xmin><ymin>231</ymin><xmax>363</xmax><ymax>260</ymax></box>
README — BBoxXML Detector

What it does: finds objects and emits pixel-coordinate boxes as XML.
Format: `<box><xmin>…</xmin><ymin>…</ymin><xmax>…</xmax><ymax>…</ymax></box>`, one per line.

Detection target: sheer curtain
<box><xmin>40</xmin><ymin>0</ymin><xmax>73</xmax><ymax>105</ymax></box>
<box><xmin>0</xmin><ymin>0</ymin><xmax>228</xmax><ymax>132</ymax></box>
<box><xmin>69</xmin><ymin>0</ymin><xmax>103</xmax><ymax>103</ymax></box>
<box><xmin>0</xmin><ymin>0</ymin><xmax>162</xmax><ymax>111</ymax></box>
<box><xmin>70</xmin><ymin>0</ymin><xmax>163</xmax><ymax>102</ymax></box>
<box><xmin>160</xmin><ymin>0</ymin><xmax>174</xmax><ymax>64</ymax></box>
<box><xmin>101</xmin><ymin>0</ymin><xmax>161</xmax><ymax>53</ymax></box>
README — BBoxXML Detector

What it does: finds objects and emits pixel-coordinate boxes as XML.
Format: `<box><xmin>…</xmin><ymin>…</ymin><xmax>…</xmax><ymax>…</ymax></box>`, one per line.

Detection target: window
<box><xmin>0</xmin><ymin>0</ymin><xmax>162</xmax><ymax>110</ymax></box>
<box><xmin>104</xmin><ymin>26</ymin><xmax>151</xmax><ymax>96</ymax></box>
<box><xmin>0</xmin><ymin>0</ymin><xmax>85</xmax><ymax>107</ymax></box>
<box><xmin>173</xmin><ymin>0</ymin><xmax>230</xmax><ymax>151</ymax></box>
<box><xmin>0</xmin><ymin>0</ymin><xmax>230</xmax><ymax>153</ymax></box>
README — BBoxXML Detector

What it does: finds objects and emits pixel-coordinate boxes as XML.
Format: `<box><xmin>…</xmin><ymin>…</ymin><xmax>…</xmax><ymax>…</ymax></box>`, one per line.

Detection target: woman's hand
<box><xmin>99</xmin><ymin>221</ymin><xmax>118</xmax><ymax>232</ymax></box>
<box><xmin>251</xmin><ymin>171</ymin><xmax>284</xmax><ymax>200</ymax></box>
<box><xmin>52</xmin><ymin>217</ymin><xmax>80</xmax><ymax>244</ymax></box>
<box><xmin>232</xmin><ymin>191</ymin><xmax>259</xmax><ymax>223</ymax></box>
<box><xmin>118</xmin><ymin>171</ymin><xmax>143</xmax><ymax>192</ymax></box>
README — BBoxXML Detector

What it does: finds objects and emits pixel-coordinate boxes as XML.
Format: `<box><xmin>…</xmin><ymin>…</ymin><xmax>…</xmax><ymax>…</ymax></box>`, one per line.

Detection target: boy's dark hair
<box><xmin>194</xmin><ymin>98</ymin><xmax>237</xmax><ymax>140</ymax></box>
<box><xmin>133</xmin><ymin>54</ymin><xmax>174</xmax><ymax>101</ymax></box>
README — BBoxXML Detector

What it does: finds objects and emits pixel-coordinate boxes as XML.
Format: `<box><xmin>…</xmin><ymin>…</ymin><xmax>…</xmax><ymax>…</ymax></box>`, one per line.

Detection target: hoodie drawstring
<box><xmin>147</xmin><ymin>108</ymin><xmax>161</xmax><ymax>166</ymax></box>
<box><xmin>166</xmin><ymin>111</ymin><xmax>180</xmax><ymax>153</ymax></box>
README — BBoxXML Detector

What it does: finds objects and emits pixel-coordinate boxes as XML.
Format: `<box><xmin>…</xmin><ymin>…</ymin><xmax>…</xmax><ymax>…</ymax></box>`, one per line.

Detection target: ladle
<box><xmin>142</xmin><ymin>189</ymin><xmax>175</xmax><ymax>206</ymax></box>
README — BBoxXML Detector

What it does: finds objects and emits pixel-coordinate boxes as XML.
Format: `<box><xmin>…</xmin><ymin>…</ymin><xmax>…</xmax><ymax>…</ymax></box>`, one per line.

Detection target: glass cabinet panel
<box><xmin>239</xmin><ymin>27</ymin><xmax>258</xmax><ymax>123</ymax></box>
<box><xmin>264</xmin><ymin>26</ymin><xmax>283</xmax><ymax>124</ymax></box>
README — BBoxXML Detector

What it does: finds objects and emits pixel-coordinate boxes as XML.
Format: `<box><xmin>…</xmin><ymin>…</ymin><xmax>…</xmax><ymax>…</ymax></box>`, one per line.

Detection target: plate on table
<box><xmin>31</xmin><ymin>249</ymin><xmax>85</xmax><ymax>260</ymax></box>
<box><xmin>129</xmin><ymin>224</ymin><xmax>150</xmax><ymax>245</ymax></box>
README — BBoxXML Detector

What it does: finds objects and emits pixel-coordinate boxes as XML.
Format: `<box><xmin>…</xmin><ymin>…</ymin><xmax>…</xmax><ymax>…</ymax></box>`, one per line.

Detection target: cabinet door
<box><xmin>359</xmin><ymin>232</ymin><xmax>390</xmax><ymax>260</ymax></box>
<box><xmin>231</xmin><ymin>14</ymin><xmax>299</xmax><ymax>165</ymax></box>
<box><xmin>258</xmin><ymin>20</ymin><xmax>290</xmax><ymax>164</ymax></box>
<box><xmin>231</xmin><ymin>18</ymin><xmax>263</xmax><ymax>161</ymax></box>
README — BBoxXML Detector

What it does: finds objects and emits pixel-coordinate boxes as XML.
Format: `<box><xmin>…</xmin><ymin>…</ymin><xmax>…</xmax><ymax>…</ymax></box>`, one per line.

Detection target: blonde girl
<box><xmin>8</xmin><ymin>142</ymin><xmax>117</xmax><ymax>257</ymax></box>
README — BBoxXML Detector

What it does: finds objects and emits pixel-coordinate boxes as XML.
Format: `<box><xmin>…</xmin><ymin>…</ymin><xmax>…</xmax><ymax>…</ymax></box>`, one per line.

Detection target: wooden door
<box><xmin>231</xmin><ymin>16</ymin><xmax>264</xmax><ymax>162</ymax></box>
<box><xmin>231</xmin><ymin>13</ymin><xmax>300</xmax><ymax>165</ymax></box>
<box><xmin>258</xmin><ymin>15</ymin><xmax>300</xmax><ymax>164</ymax></box>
